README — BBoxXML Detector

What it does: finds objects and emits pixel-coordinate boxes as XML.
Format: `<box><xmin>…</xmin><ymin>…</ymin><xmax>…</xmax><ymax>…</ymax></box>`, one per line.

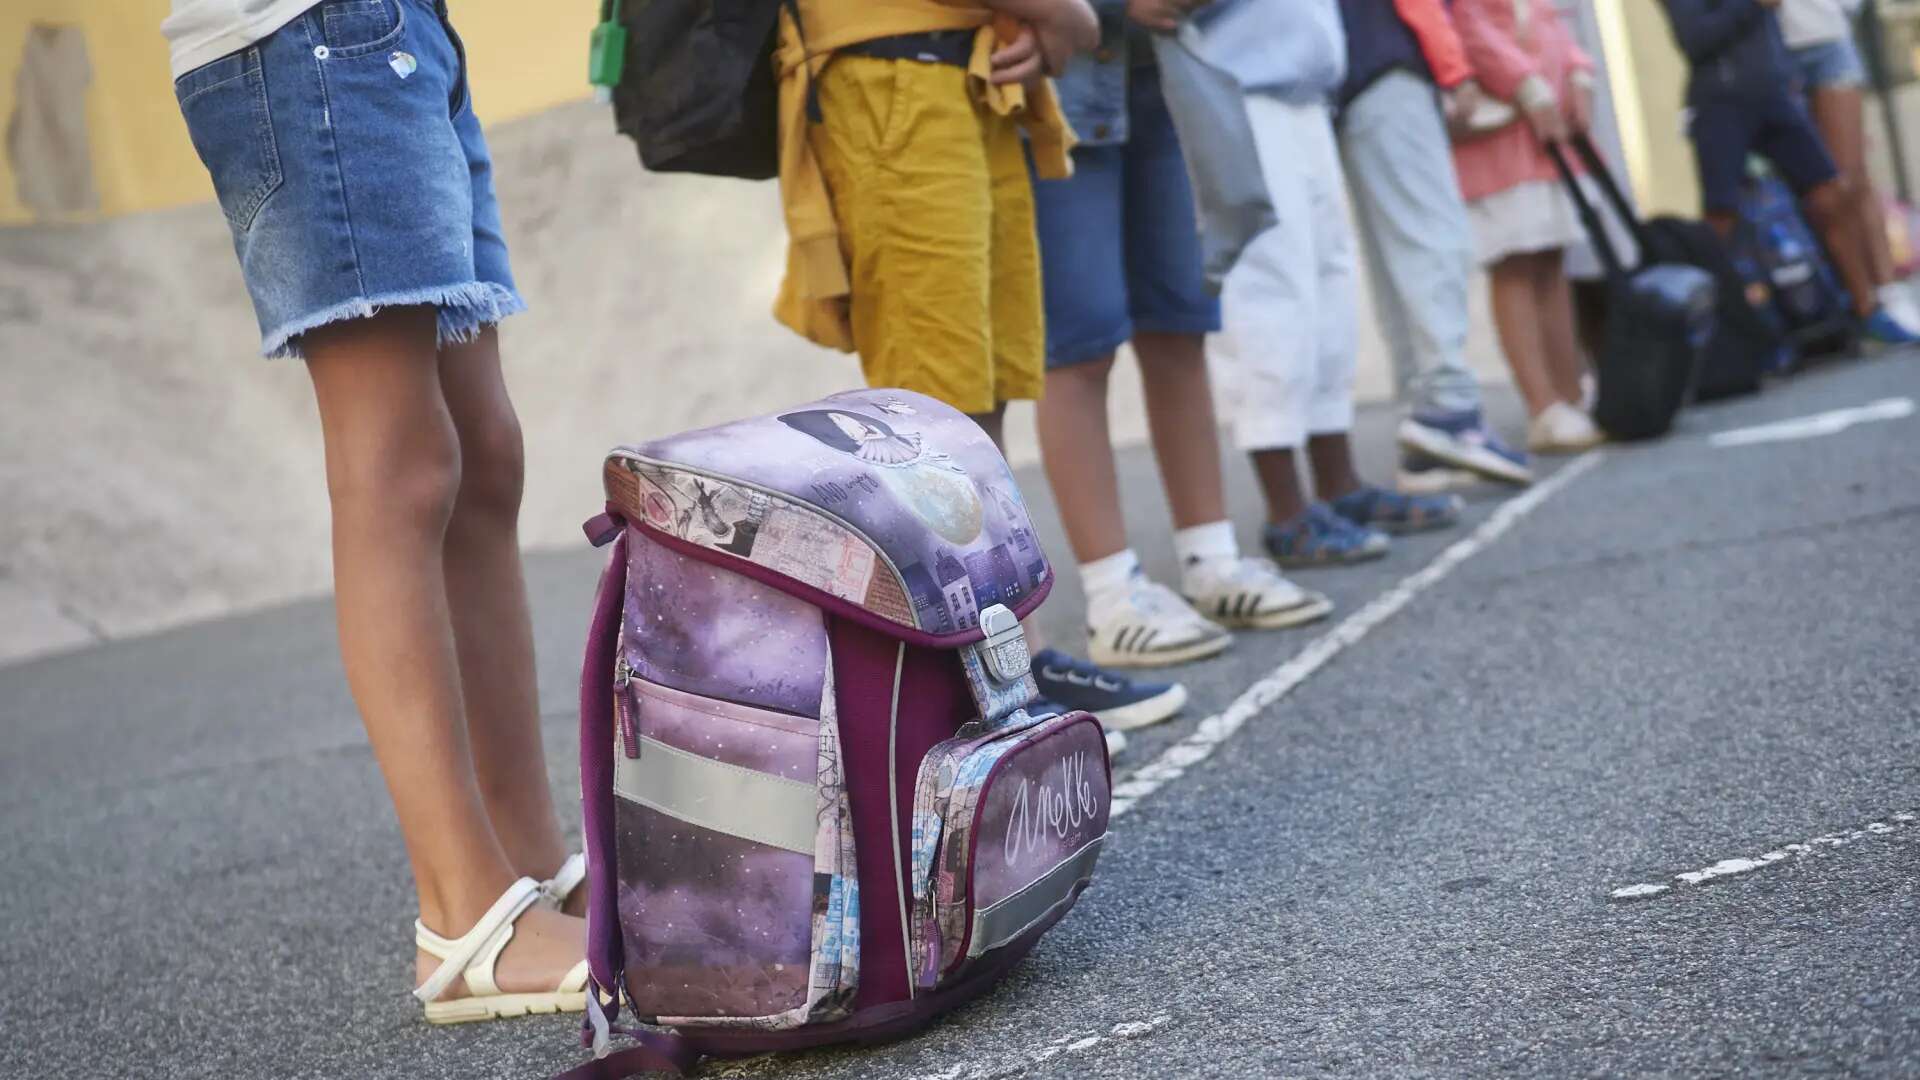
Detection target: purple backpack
<box><xmin>564</xmin><ymin>389</ymin><xmax>1112</xmax><ymax>1077</ymax></box>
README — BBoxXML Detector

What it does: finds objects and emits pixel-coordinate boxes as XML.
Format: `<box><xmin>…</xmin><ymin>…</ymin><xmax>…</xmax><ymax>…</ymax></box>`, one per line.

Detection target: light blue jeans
<box><xmin>1337</xmin><ymin>70</ymin><xmax>1483</xmax><ymax>416</ymax></box>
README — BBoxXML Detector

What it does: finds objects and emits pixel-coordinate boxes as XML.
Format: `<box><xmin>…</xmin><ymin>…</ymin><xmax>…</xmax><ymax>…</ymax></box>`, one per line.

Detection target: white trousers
<box><xmin>1216</xmin><ymin>94</ymin><xmax>1359</xmax><ymax>453</ymax></box>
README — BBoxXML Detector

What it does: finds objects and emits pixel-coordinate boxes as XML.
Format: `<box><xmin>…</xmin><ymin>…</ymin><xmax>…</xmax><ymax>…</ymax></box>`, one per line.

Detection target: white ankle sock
<box><xmin>1876</xmin><ymin>284</ymin><xmax>1917</xmax><ymax>327</ymax></box>
<box><xmin>1079</xmin><ymin>549</ymin><xmax>1141</xmax><ymax>627</ymax></box>
<box><xmin>1174</xmin><ymin>520</ymin><xmax>1239</xmax><ymax>593</ymax></box>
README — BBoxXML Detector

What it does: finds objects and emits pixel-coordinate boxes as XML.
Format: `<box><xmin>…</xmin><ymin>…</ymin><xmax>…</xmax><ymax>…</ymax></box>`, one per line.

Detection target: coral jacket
<box><xmin>1396</xmin><ymin>0</ymin><xmax>1473</xmax><ymax>89</ymax></box>
<box><xmin>1449</xmin><ymin>0</ymin><xmax>1595</xmax><ymax>202</ymax></box>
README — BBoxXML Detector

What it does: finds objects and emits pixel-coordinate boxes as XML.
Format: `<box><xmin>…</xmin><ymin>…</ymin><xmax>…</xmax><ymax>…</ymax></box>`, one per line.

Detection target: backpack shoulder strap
<box><xmin>551</xmin><ymin>1030</ymin><xmax>700</xmax><ymax>1079</ymax></box>
<box><xmin>580</xmin><ymin>522</ymin><xmax>630</xmax><ymax>1024</ymax></box>
<box><xmin>563</xmin><ymin>517</ymin><xmax>704</xmax><ymax>1078</ymax></box>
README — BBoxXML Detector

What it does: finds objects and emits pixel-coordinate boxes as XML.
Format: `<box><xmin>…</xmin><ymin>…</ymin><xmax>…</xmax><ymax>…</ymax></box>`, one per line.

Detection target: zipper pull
<box><xmin>613</xmin><ymin>657</ymin><xmax>640</xmax><ymax>759</ymax></box>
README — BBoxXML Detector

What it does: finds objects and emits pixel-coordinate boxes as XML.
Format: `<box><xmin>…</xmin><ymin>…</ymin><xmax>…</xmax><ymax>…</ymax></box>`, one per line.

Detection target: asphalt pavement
<box><xmin>3</xmin><ymin>355</ymin><xmax>1916</xmax><ymax>1079</ymax></box>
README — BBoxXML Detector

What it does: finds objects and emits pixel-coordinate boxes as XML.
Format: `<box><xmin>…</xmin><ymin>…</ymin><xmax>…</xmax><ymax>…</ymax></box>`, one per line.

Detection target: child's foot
<box><xmin>1526</xmin><ymin>401</ymin><xmax>1604</xmax><ymax>454</ymax></box>
<box><xmin>1032</xmin><ymin>648</ymin><xmax>1189</xmax><ymax>733</ymax></box>
<box><xmin>414</xmin><ymin>900</ymin><xmax>587</xmax><ymax>1006</ymax></box>
<box><xmin>1396</xmin><ymin>409</ymin><xmax>1532</xmax><ymax>487</ymax></box>
<box><xmin>1085</xmin><ymin>576</ymin><xmax>1233</xmax><ymax>668</ymax></box>
<box><xmin>1262</xmin><ymin>504</ymin><xmax>1391</xmax><ymax>568</ymax></box>
<box><xmin>1860</xmin><ymin>305</ymin><xmax>1920</xmax><ymax>351</ymax></box>
<box><xmin>1328</xmin><ymin>485</ymin><xmax>1462</xmax><ymax>536</ymax></box>
<box><xmin>1396</xmin><ymin>449</ymin><xmax>1481</xmax><ymax>494</ymax></box>
<box><xmin>1182</xmin><ymin>556</ymin><xmax>1333</xmax><ymax>630</ymax></box>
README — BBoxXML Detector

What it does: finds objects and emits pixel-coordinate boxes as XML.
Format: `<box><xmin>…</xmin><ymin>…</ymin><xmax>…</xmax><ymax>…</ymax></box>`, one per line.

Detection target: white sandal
<box><xmin>541</xmin><ymin>851</ymin><xmax>587</xmax><ymax>909</ymax></box>
<box><xmin>414</xmin><ymin>876</ymin><xmax>590</xmax><ymax>1024</ymax></box>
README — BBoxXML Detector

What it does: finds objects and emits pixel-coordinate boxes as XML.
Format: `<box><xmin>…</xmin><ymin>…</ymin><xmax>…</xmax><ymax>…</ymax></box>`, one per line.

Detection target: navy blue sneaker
<box><xmin>1263</xmin><ymin>503</ymin><xmax>1391</xmax><ymax>568</ymax></box>
<box><xmin>1329</xmin><ymin>485</ymin><xmax>1462</xmax><ymax>535</ymax></box>
<box><xmin>1031</xmin><ymin>648</ymin><xmax>1188</xmax><ymax>733</ymax></box>
<box><xmin>1031</xmin><ymin>695</ymin><xmax>1128</xmax><ymax>756</ymax></box>
<box><xmin>1396</xmin><ymin>409</ymin><xmax>1532</xmax><ymax>489</ymax></box>
<box><xmin>1861</xmin><ymin>306</ymin><xmax>1920</xmax><ymax>351</ymax></box>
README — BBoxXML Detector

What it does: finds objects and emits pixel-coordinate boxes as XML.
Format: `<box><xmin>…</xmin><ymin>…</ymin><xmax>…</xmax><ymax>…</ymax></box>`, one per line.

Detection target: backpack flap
<box><xmin>601</xmin><ymin>389</ymin><xmax>1053</xmax><ymax>656</ymax></box>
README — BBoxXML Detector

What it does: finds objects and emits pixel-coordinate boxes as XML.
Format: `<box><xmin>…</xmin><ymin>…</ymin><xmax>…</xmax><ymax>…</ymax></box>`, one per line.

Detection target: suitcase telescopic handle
<box><xmin>1545</xmin><ymin>133</ymin><xmax>1644</xmax><ymax>280</ymax></box>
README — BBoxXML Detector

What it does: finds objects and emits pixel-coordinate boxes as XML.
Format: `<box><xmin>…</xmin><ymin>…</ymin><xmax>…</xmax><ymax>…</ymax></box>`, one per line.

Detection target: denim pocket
<box><xmin>321</xmin><ymin>0</ymin><xmax>396</xmax><ymax>50</ymax></box>
<box><xmin>315</xmin><ymin>0</ymin><xmax>406</xmax><ymax>58</ymax></box>
<box><xmin>175</xmin><ymin>49</ymin><xmax>283</xmax><ymax>231</ymax></box>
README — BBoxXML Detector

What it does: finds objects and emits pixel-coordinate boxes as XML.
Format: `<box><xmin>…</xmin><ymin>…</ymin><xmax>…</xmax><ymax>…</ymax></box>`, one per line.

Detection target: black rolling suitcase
<box><xmin>1548</xmin><ymin>135</ymin><xmax>1717</xmax><ymax>441</ymax></box>
<box><xmin>1639</xmin><ymin>215</ymin><xmax>1777</xmax><ymax>401</ymax></box>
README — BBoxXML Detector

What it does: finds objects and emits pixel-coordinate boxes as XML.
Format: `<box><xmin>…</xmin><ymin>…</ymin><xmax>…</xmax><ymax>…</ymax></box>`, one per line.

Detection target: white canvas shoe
<box><xmin>1182</xmin><ymin>557</ymin><xmax>1334</xmax><ymax>631</ymax></box>
<box><xmin>1527</xmin><ymin>402</ymin><xmax>1605</xmax><ymax>454</ymax></box>
<box><xmin>1086</xmin><ymin>577</ymin><xmax>1233</xmax><ymax>669</ymax></box>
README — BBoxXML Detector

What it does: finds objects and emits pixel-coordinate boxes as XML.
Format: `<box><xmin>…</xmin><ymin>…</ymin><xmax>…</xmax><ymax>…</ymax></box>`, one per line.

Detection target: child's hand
<box><xmin>990</xmin><ymin>20</ymin><xmax>1047</xmax><ymax>85</ymax></box>
<box><xmin>1443</xmin><ymin>78</ymin><xmax>1486</xmax><ymax>130</ymax></box>
<box><xmin>989</xmin><ymin>0</ymin><xmax>1098</xmax><ymax>75</ymax></box>
<box><xmin>1036</xmin><ymin>0</ymin><xmax>1100</xmax><ymax>72</ymax></box>
<box><xmin>1565</xmin><ymin>82</ymin><xmax>1593</xmax><ymax>135</ymax></box>
<box><xmin>1524</xmin><ymin>97</ymin><xmax>1569</xmax><ymax>144</ymax></box>
<box><xmin>1127</xmin><ymin>0</ymin><xmax>1207</xmax><ymax>33</ymax></box>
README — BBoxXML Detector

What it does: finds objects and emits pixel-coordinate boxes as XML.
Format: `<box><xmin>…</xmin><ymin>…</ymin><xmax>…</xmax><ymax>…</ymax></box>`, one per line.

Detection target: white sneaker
<box><xmin>1527</xmin><ymin>401</ymin><xmax>1605</xmax><ymax>454</ymax></box>
<box><xmin>1182</xmin><ymin>557</ymin><xmax>1334</xmax><ymax>631</ymax></box>
<box><xmin>1103</xmin><ymin>727</ymin><xmax>1129</xmax><ymax>757</ymax></box>
<box><xmin>1876</xmin><ymin>283</ymin><xmax>1920</xmax><ymax>332</ymax></box>
<box><xmin>1087</xmin><ymin>577</ymin><xmax>1233</xmax><ymax>669</ymax></box>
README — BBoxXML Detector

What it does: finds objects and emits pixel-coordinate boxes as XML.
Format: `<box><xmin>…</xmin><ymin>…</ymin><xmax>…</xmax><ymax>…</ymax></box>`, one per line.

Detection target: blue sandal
<box><xmin>1263</xmin><ymin>504</ymin><xmax>1391</xmax><ymax>568</ymax></box>
<box><xmin>1328</xmin><ymin>485</ymin><xmax>1462</xmax><ymax>535</ymax></box>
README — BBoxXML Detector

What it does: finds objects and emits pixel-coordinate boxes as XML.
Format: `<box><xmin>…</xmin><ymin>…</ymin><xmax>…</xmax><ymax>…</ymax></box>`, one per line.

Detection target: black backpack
<box><xmin>602</xmin><ymin>0</ymin><xmax>790</xmax><ymax>180</ymax></box>
<box><xmin>1638</xmin><ymin>216</ymin><xmax>1778</xmax><ymax>401</ymax></box>
<box><xmin>1548</xmin><ymin>136</ymin><xmax>1717</xmax><ymax>441</ymax></box>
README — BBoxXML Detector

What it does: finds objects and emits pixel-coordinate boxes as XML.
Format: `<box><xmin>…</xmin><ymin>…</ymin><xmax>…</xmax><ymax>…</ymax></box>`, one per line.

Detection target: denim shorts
<box><xmin>1688</xmin><ymin>91</ymin><xmax>1838</xmax><ymax>213</ymax></box>
<box><xmin>1031</xmin><ymin>64</ymin><xmax>1220</xmax><ymax>369</ymax></box>
<box><xmin>173</xmin><ymin>0</ymin><xmax>522</xmax><ymax>358</ymax></box>
<box><xmin>1793</xmin><ymin>38</ymin><xmax>1868</xmax><ymax>91</ymax></box>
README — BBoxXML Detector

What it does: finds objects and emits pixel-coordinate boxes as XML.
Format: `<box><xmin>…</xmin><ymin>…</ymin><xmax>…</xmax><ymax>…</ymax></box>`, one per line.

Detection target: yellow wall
<box><xmin>0</xmin><ymin>0</ymin><xmax>598</xmax><ymax>224</ymax></box>
<box><xmin>0</xmin><ymin>0</ymin><xmax>1719</xmax><ymax>226</ymax></box>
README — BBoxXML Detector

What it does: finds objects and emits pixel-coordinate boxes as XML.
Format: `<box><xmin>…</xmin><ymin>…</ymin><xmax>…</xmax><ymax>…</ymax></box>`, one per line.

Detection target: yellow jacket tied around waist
<box><xmin>773</xmin><ymin>2</ymin><xmax>1077</xmax><ymax>352</ymax></box>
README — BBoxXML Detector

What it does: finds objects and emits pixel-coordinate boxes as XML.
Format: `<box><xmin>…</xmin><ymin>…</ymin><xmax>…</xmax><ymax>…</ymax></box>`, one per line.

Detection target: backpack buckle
<box><xmin>977</xmin><ymin>604</ymin><xmax>1030</xmax><ymax>685</ymax></box>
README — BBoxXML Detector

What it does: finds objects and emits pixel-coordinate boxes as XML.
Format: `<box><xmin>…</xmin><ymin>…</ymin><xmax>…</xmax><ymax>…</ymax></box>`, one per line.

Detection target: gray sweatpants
<box><xmin>1338</xmin><ymin>70</ymin><xmax>1483</xmax><ymax>417</ymax></box>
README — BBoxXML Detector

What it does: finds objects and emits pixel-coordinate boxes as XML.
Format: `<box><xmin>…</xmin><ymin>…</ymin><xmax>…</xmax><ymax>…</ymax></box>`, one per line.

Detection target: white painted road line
<box><xmin>903</xmin><ymin>1016</ymin><xmax>1175</xmax><ymax>1080</ymax></box>
<box><xmin>1108</xmin><ymin>452</ymin><xmax>1605</xmax><ymax>820</ymax></box>
<box><xmin>1707</xmin><ymin>396</ymin><xmax>1913</xmax><ymax>448</ymax></box>
<box><xmin>1608</xmin><ymin>809</ymin><xmax>1919</xmax><ymax>901</ymax></box>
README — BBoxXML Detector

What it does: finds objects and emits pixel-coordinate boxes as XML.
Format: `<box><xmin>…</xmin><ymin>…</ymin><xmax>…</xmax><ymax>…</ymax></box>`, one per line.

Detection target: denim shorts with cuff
<box><xmin>1031</xmin><ymin>64</ymin><xmax>1221</xmax><ymax>370</ymax></box>
<box><xmin>1793</xmin><ymin>37</ymin><xmax>1868</xmax><ymax>91</ymax></box>
<box><xmin>173</xmin><ymin>0</ymin><xmax>522</xmax><ymax>358</ymax></box>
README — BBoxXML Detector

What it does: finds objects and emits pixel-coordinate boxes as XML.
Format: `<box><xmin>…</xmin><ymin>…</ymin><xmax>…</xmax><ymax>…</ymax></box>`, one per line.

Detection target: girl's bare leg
<box><xmin>1134</xmin><ymin>332</ymin><xmax>1228</xmax><ymax>531</ymax></box>
<box><xmin>1808</xmin><ymin>83</ymin><xmax>1897</xmax><ymax>287</ymax></box>
<box><xmin>1489</xmin><ymin>252</ymin><xmax>1560</xmax><ymax>417</ymax></box>
<box><xmin>1036</xmin><ymin>354</ymin><xmax>1129</xmax><ymax>562</ymax></box>
<box><xmin>303</xmin><ymin>308</ymin><xmax>582</xmax><ymax>996</ymax></box>
<box><xmin>1534</xmin><ymin>248</ymin><xmax>1589</xmax><ymax>407</ymax></box>
<box><xmin>437</xmin><ymin>329</ymin><xmax>574</xmax><ymax>910</ymax></box>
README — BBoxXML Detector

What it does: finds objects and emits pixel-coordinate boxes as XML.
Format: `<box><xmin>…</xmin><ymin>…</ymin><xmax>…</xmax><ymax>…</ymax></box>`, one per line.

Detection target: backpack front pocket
<box><xmin>613</xmin><ymin>668</ymin><xmax>857</xmax><ymax>1026</ymax></box>
<box><xmin>907</xmin><ymin>711</ymin><xmax>1110</xmax><ymax>990</ymax></box>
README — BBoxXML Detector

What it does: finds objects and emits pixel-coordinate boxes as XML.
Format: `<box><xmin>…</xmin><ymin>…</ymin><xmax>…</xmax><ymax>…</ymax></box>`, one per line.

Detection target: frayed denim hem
<box><xmin>260</xmin><ymin>281</ymin><xmax>527</xmax><ymax>359</ymax></box>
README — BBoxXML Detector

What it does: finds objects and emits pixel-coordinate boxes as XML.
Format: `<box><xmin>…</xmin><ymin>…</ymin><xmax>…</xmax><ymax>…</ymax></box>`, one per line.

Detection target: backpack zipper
<box><xmin>614</xmin><ymin>656</ymin><xmax>640</xmax><ymax>759</ymax></box>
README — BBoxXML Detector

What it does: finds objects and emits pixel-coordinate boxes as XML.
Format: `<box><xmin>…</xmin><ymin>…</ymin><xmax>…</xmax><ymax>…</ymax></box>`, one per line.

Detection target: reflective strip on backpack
<box><xmin>966</xmin><ymin>835</ymin><xmax>1106</xmax><ymax>959</ymax></box>
<box><xmin>614</xmin><ymin>736</ymin><xmax>818</xmax><ymax>855</ymax></box>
